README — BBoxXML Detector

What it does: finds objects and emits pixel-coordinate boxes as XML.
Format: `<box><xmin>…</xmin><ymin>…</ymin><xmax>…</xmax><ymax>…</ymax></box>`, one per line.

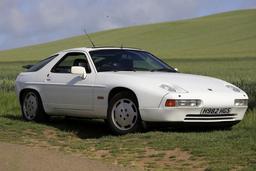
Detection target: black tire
<box><xmin>107</xmin><ymin>91</ymin><xmax>141</xmax><ymax>135</ymax></box>
<box><xmin>21</xmin><ymin>90</ymin><xmax>48</xmax><ymax>122</ymax></box>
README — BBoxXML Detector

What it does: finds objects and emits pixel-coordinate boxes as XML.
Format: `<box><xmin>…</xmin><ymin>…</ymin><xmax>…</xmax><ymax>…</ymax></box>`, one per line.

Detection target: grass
<box><xmin>0</xmin><ymin>91</ymin><xmax>255</xmax><ymax>170</ymax></box>
<box><xmin>0</xmin><ymin>9</ymin><xmax>256</xmax><ymax>170</ymax></box>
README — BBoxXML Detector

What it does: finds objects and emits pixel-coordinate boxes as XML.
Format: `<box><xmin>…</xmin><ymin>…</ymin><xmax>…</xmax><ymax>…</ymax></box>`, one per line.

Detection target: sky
<box><xmin>0</xmin><ymin>0</ymin><xmax>256</xmax><ymax>50</ymax></box>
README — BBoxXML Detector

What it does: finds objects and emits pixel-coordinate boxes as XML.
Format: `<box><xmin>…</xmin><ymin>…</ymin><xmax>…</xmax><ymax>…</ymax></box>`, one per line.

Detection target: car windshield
<box><xmin>89</xmin><ymin>49</ymin><xmax>176</xmax><ymax>72</ymax></box>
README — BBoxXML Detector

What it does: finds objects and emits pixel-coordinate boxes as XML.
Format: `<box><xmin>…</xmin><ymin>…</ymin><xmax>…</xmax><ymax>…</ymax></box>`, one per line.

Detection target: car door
<box><xmin>43</xmin><ymin>52</ymin><xmax>94</xmax><ymax>116</ymax></box>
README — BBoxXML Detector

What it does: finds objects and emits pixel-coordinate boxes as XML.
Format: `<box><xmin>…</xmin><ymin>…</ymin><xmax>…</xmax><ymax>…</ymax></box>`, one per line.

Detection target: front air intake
<box><xmin>184</xmin><ymin>114</ymin><xmax>237</xmax><ymax>121</ymax></box>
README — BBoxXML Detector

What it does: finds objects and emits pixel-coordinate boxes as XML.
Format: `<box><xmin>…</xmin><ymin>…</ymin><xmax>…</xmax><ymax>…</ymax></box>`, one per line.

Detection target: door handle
<box><xmin>46</xmin><ymin>74</ymin><xmax>51</xmax><ymax>81</ymax></box>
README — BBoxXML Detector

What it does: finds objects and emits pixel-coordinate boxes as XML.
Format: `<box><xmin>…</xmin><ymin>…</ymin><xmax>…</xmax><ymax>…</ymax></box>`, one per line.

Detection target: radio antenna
<box><xmin>83</xmin><ymin>28</ymin><xmax>95</xmax><ymax>48</ymax></box>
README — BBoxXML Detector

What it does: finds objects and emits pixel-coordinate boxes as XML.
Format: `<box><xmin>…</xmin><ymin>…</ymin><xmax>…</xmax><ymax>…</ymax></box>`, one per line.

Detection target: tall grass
<box><xmin>0</xmin><ymin>79</ymin><xmax>15</xmax><ymax>92</ymax></box>
<box><xmin>0</xmin><ymin>91</ymin><xmax>19</xmax><ymax>115</ymax></box>
<box><xmin>233</xmin><ymin>81</ymin><xmax>256</xmax><ymax>109</ymax></box>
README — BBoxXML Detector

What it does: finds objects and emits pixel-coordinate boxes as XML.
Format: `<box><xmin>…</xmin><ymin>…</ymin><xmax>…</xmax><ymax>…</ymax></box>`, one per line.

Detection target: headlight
<box><xmin>165</xmin><ymin>99</ymin><xmax>202</xmax><ymax>107</ymax></box>
<box><xmin>160</xmin><ymin>84</ymin><xmax>176</xmax><ymax>92</ymax></box>
<box><xmin>226</xmin><ymin>85</ymin><xmax>241</xmax><ymax>93</ymax></box>
<box><xmin>160</xmin><ymin>84</ymin><xmax>188</xmax><ymax>93</ymax></box>
<box><xmin>234</xmin><ymin>99</ymin><xmax>248</xmax><ymax>106</ymax></box>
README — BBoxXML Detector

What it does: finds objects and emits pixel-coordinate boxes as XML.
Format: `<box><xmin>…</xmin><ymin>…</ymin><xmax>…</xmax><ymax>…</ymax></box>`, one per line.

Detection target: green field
<box><xmin>0</xmin><ymin>9</ymin><xmax>256</xmax><ymax>62</ymax></box>
<box><xmin>0</xmin><ymin>9</ymin><xmax>256</xmax><ymax>170</ymax></box>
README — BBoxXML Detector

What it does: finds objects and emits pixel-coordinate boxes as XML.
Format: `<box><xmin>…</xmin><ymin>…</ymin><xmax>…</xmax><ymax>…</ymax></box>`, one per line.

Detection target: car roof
<box><xmin>61</xmin><ymin>47</ymin><xmax>142</xmax><ymax>53</ymax></box>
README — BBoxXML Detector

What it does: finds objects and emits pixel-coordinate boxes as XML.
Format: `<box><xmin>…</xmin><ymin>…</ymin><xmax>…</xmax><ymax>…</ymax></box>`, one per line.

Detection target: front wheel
<box><xmin>107</xmin><ymin>91</ymin><xmax>141</xmax><ymax>135</ymax></box>
<box><xmin>21</xmin><ymin>90</ymin><xmax>48</xmax><ymax>122</ymax></box>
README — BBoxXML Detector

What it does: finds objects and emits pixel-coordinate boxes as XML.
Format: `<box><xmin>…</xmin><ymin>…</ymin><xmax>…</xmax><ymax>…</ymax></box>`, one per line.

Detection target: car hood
<box><xmin>100</xmin><ymin>71</ymin><xmax>240</xmax><ymax>93</ymax></box>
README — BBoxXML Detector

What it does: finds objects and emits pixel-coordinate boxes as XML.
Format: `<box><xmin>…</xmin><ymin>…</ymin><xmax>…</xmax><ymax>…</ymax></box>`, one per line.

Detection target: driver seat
<box><xmin>73</xmin><ymin>59</ymin><xmax>91</xmax><ymax>73</ymax></box>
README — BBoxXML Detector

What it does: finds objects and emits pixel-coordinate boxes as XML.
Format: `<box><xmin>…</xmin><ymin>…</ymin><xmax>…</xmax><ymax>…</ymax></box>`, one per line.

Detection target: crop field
<box><xmin>0</xmin><ymin>9</ymin><xmax>255</xmax><ymax>170</ymax></box>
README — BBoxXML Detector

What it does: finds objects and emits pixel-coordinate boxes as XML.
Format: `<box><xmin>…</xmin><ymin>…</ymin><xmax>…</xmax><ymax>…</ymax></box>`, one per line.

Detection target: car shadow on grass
<box><xmin>145</xmin><ymin>122</ymin><xmax>233</xmax><ymax>133</ymax></box>
<box><xmin>2</xmin><ymin>114</ymin><xmax>111</xmax><ymax>139</ymax></box>
<box><xmin>2</xmin><ymin>114</ymin><xmax>233</xmax><ymax>139</ymax></box>
<box><xmin>48</xmin><ymin>117</ymin><xmax>111</xmax><ymax>139</ymax></box>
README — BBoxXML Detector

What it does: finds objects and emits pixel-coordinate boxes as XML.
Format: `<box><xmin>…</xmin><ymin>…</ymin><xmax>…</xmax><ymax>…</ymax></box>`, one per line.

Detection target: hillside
<box><xmin>0</xmin><ymin>9</ymin><xmax>256</xmax><ymax>62</ymax></box>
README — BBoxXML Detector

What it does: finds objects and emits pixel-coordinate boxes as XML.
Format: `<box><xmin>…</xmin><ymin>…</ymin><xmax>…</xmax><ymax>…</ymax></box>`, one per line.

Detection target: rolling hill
<box><xmin>0</xmin><ymin>9</ymin><xmax>256</xmax><ymax>62</ymax></box>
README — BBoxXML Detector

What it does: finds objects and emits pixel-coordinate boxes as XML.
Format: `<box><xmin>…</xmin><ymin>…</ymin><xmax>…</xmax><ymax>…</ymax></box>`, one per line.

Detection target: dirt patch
<box><xmin>0</xmin><ymin>142</ymin><xmax>129</xmax><ymax>171</ymax></box>
<box><xmin>86</xmin><ymin>146</ymin><xmax>208</xmax><ymax>170</ymax></box>
<box><xmin>94</xmin><ymin>149</ymin><xmax>112</xmax><ymax>159</ymax></box>
<box><xmin>18</xmin><ymin>128</ymin><xmax>208</xmax><ymax>170</ymax></box>
<box><xmin>43</xmin><ymin>129</ymin><xmax>58</xmax><ymax>139</ymax></box>
<box><xmin>134</xmin><ymin>147</ymin><xmax>207</xmax><ymax>170</ymax></box>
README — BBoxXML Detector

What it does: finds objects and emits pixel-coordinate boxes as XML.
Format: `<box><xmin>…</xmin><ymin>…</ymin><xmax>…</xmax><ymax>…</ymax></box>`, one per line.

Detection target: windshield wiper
<box><xmin>150</xmin><ymin>68</ymin><xmax>175</xmax><ymax>72</ymax></box>
<box><xmin>132</xmin><ymin>67</ymin><xmax>149</xmax><ymax>71</ymax></box>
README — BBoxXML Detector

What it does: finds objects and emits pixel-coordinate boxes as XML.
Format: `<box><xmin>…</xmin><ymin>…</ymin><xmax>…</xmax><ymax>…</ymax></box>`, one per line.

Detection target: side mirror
<box><xmin>71</xmin><ymin>66</ymin><xmax>87</xmax><ymax>79</ymax></box>
<box><xmin>174</xmin><ymin>68</ymin><xmax>178</xmax><ymax>72</ymax></box>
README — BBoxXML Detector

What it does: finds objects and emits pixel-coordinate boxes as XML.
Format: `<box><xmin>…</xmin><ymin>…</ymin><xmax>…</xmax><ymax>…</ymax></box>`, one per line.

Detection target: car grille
<box><xmin>184</xmin><ymin>114</ymin><xmax>237</xmax><ymax>121</ymax></box>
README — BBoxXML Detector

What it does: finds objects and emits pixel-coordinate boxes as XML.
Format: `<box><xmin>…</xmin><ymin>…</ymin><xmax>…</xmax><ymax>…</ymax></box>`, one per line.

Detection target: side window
<box><xmin>51</xmin><ymin>52</ymin><xmax>91</xmax><ymax>73</ymax></box>
<box><xmin>26</xmin><ymin>54</ymin><xmax>58</xmax><ymax>72</ymax></box>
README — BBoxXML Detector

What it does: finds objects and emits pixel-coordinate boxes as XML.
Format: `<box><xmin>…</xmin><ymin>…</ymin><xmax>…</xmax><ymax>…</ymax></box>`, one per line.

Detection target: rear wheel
<box><xmin>21</xmin><ymin>90</ymin><xmax>48</xmax><ymax>122</ymax></box>
<box><xmin>107</xmin><ymin>91</ymin><xmax>141</xmax><ymax>135</ymax></box>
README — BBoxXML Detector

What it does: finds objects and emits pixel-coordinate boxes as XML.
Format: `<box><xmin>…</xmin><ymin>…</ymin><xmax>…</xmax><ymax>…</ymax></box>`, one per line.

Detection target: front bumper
<box><xmin>140</xmin><ymin>89</ymin><xmax>248</xmax><ymax>123</ymax></box>
<box><xmin>140</xmin><ymin>106</ymin><xmax>247</xmax><ymax>122</ymax></box>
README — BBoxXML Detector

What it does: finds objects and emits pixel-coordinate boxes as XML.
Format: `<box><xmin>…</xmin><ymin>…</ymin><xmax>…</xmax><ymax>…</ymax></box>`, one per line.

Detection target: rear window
<box><xmin>26</xmin><ymin>54</ymin><xmax>58</xmax><ymax>72</ymax></box>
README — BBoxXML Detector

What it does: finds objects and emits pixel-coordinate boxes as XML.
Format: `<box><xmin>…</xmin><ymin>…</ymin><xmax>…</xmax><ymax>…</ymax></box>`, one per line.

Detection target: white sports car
<box><xmin>15</xmin><ymin>47</ymin><xmax>248</xmax><ymax>134</ymax></box>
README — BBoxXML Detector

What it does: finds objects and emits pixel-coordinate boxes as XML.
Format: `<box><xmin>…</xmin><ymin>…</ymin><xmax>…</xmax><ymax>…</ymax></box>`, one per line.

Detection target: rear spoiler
<box><xmin>22</xmin><ymin>64</ymin><xmax>34</xmax><ymax>69</ymax></box>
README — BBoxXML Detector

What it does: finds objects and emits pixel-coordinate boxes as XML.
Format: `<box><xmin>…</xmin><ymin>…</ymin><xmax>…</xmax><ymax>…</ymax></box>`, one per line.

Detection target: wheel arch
<box><xmin>19</xmin><ymin>88</ymin><xmax>42</xmax><ymax>105</ymax></box>
<box><xmin>108</xmin><ymin>87</ymin><xmax>139</xmax><ymax>107</ymax></box>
